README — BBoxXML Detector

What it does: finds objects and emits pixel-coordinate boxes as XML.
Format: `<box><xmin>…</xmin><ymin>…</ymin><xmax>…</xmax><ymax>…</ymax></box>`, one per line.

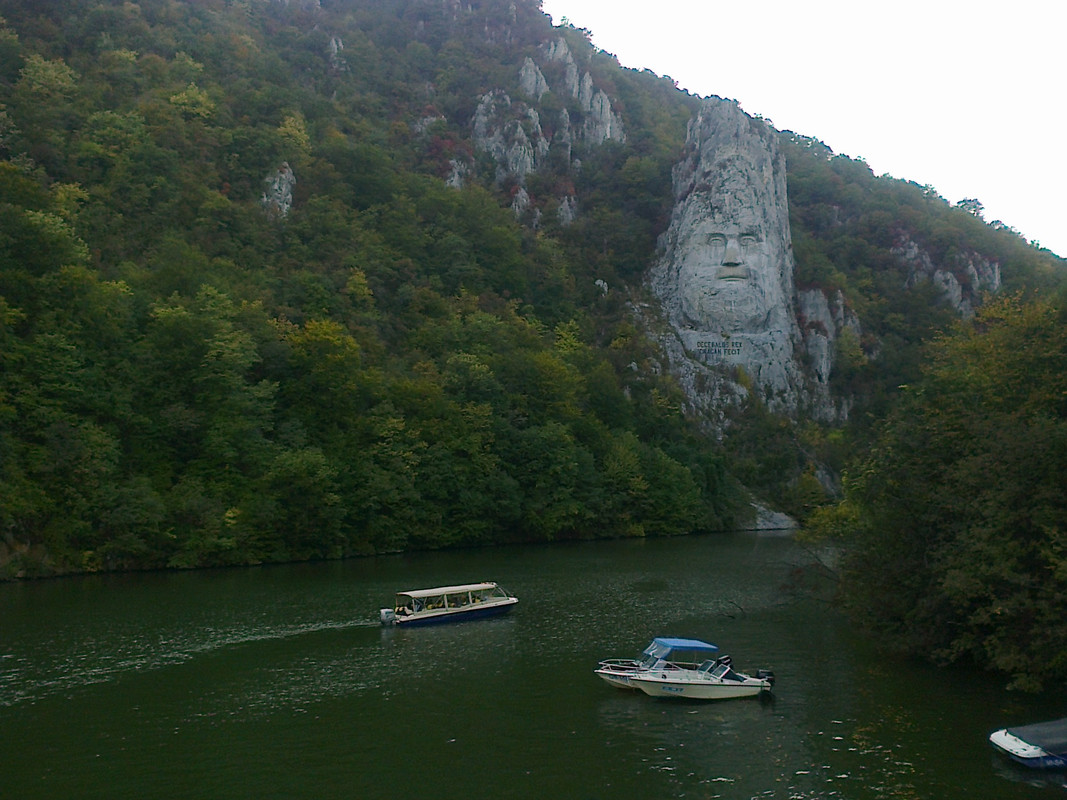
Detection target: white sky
<box><xmin>539</xmin><ymin>0</ymin><xmax>1067</xmax><ymax>258</ymax></box>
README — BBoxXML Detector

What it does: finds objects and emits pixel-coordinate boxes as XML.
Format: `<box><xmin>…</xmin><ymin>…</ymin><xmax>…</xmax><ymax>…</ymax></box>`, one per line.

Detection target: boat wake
<box><xmin>0</xmin><ymin>617</ymin><xmax>381</xmax><ymax>707</ymax></box>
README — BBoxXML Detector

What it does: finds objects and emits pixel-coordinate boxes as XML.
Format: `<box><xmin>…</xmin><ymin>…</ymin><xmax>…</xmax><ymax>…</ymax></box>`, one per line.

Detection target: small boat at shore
<box><xmin>990</xmin><ymin>718</ymin><xmax>1067</xmax><ymax>768</ymax></box>
<box><xmin>595</xmin><ymin>637</ymin><xmax>774</xmax><ymax>700</ymax></box>
<box><xmin>379</xmin><ymin>582</ymin><xmax>517</xmax><ymax>627</ymax></box>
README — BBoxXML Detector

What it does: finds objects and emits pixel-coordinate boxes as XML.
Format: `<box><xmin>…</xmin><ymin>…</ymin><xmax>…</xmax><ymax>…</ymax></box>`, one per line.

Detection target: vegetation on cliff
<box><xmin>0</xmin><ymin>0</ymin><xmax>1063</xmax><ymax>661</ymax></box>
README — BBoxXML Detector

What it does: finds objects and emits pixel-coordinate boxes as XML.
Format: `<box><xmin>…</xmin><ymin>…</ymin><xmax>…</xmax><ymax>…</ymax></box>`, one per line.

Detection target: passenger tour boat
<box><xmin>379</xmin><ymin>582</ymin><xmax>517</xmax><ymax>627</ymax></box>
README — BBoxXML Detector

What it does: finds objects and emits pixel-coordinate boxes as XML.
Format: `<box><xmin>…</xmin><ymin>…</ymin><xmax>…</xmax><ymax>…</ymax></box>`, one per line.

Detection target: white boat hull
<box><xmin>628</xmin><ymin>671</ymin><xmax>771</xmax><ymax>700</ymax></box>
<box><xmin>991</xmin><ymin>726</ymin><xmax>1067</xmax><ymax>768</ymax></box>
<box><xmin>594</xmin><ymin>660</ymin><xmax>643</xmax><ymax>689</ymax></box>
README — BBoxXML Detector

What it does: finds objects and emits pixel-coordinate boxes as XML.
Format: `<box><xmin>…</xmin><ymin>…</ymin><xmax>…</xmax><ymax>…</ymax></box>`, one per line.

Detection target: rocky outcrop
<box><xmin>557</xmin><ymin>195</ymin><xmax>577</xmax><ymax>226</ymax></box>
<box><xmin>518</xmin><ymin>57</ymin><xmax>549</xmax><ymax>101</ymax></box>
<box><xmin>278</xmin><ymin>6</ymin><xmax>625</xmax><ymax>228</ymax></box>
<box><xmin>894</xmin><ymin>236</ymin><xmax>1001</xmax><ymax>316</ymax></box>
<box><xmin>545</xmin><ymin>38</ymin><xmax>581</xmax><ymax>98</ymax></box>
<box><xmin>327</xmin><ymin>36</ymin><xmax>347</xmax><ymax>73</ymax></box>
<box><xmin>544</xmin><ymin>38</ymin><xmax>624</xmax><ymax>146</ymax></box>
<box><xmin>261</xmin><ymin>162</ymin><xmax>296</xmax><ymax>219</ymax></box>
<box><xmin>467</xmin><ymin>37</ymin><xmax>625</xmax><ymax>222</ymax></box>
<box><xmin>472</xmin><ymin>91</ymin><xmax>550</xmax><ymax>185</ymax></box>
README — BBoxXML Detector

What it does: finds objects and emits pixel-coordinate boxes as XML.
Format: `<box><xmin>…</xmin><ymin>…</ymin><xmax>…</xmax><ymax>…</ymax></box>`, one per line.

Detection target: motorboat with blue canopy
<box><xmin>990</xmin><ymin>718</ymin><xmax>1067</xmax><ymax>768</ymax></box>
<box><xmin>380</xmin><ymin>582</ymin><xmax>517</xmax><ymax>627</ymax></box>
<box><xmin>596</xmin><ymin>636</ymin><xmax>774</xmax><ymax>699</ymax></box>
<box><xmin>595</xmin><ymin>637</ymin><xmax>720</xmax><ymax>688</ymax></box>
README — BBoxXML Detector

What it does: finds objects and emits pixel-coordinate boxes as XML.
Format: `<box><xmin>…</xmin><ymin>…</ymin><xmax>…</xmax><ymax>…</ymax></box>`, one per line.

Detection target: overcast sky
<box><xmin>539</xmin><ymin>0</ymin><xmax>1066</xmax><ymax>258</ymax></box>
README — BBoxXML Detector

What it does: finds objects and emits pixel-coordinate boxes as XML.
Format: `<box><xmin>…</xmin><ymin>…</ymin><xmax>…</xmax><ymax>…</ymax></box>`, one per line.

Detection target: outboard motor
<box><xmin>756</xmin><ymin>669</ymin><xmax>775</xmax><ymax>686</ymax></box>
<box><xmin>380</xmin><ymin>608</ymin><xmax>397</xmax><ymax>626</ymax></box>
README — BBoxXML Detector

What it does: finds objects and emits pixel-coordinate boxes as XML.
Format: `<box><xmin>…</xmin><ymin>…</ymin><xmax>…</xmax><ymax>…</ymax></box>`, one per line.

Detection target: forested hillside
<box><xmin>0</xmin><ymin>0</ymin><xmax>1062</xmax><ymax>581</ymax></box>
<box><xmin>807</xmin><ymin>293</ymin><xmax>1067</xmax><ymax>690</ymax></box>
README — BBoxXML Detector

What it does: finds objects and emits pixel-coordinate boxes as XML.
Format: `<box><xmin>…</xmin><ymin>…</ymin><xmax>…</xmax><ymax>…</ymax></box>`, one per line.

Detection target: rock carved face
<box><xmin>676</xmin><ymin>207</ymin><xmax>779</xmax><ymax>333</ymax></box>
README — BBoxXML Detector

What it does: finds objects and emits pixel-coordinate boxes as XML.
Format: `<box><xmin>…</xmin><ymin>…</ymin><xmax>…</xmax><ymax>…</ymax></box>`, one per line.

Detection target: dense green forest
<box><xmin>807</xmin><ymin>293</ymin><xmax>1067</xmax><ymax>690</ymax></box>
<box><xmin>1</xmin><ymin>0</ymin><xmax>1065</xmax><ymax>691</ymax></box>
<box><xmin>0</xmin><ymin>0</ymin><xmax>739</xmax><ymax>577</ymax></box>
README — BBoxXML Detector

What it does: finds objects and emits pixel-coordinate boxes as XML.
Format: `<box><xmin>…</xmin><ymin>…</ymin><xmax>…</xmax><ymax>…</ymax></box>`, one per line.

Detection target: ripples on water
<box><xmin>3</xmin><ymin>536</ymin><xmax>1064</xmax><ymax>799</ymax></box>
<box><xmin>0</xmin><ymin>617</ymin><xmax>382</xmax><ymax>707</ymax></box>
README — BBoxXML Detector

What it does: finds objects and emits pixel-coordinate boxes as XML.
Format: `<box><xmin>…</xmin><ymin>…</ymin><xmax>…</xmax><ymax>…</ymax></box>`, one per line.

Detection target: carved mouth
<box><xmin>715</xmin><ymin>265</ymin><xmax>749</xmax><ymax>281</ymax></box>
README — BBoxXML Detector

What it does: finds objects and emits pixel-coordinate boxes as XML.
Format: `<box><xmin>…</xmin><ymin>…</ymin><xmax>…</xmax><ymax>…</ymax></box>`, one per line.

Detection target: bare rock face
<box><xmin>518</xmin><ymin>57</ymin><xmax>549</xmax><ymax>100</ymax></box>
<box><xmin>894</xmin><ymin>236</ymin><xmax>1002</xmax><ymax>317</ymax></box>
<box><xmin>261</xmin><ymin>162</ymin><xmax>296</xmax><ymax>219</ymax></box>
<box><xmin>649</xmin><ymin>98</ymin><xmax>806</xmax><ymax>416</ymax></box>
<box><xmin>648</xmin><ymin>98</ymin><xmax>860</xmax><ymax>424</ymax></box>
<box><xmin>472</xmin><ymin>91</ymin><xmax>549</xmax><ymax>185</ymax></box>
<box><xmin>468</xmin><ymin>38</ymin><xmax>624</xmax><ymax>222</ymax></box>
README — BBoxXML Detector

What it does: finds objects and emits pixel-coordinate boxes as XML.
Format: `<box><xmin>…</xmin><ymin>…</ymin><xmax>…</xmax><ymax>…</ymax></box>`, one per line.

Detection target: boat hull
<box><xmin>594</xmin><ymin>660</ymin><xmax>643</xmax><ymax>689</ymax></box>
<box><xmin>391</xmin><ymin>598</ymin><xmax>517</xmax><ymax>627</ymax></box>
<box><xmin>628</xmin><ymin>673</ymin><xmax>771</xmax><ymax>700</ymax></box>
<box><xmin>991</xmin><ymin>727</ymin><xmax>1067</xmax><ymax>769</ymax></box>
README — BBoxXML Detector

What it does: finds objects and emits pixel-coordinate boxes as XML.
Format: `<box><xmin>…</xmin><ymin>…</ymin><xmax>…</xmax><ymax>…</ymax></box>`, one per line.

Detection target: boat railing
<box><xmin>597</xmin><ymin>658</ymin><xmax>642</xmax><ymax>672</ymax></box>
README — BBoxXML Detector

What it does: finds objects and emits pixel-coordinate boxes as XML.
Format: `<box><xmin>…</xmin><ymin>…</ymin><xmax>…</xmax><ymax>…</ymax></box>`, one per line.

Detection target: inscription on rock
<box><xmin>697</xmin><ymin>340</ymin><xmax>743</xmax><ymax>357</ymax></box>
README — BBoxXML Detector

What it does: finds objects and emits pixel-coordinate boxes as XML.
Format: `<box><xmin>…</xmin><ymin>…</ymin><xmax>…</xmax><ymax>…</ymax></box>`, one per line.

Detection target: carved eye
<box><xmin>707</xmin><ymin>234</ymin><xmax>726</xmax><ymax>248</ymax></box>
<box><xmin>739</xmin><ymin>235</ymin><xmax>758</xmax><ymax>249</ymax></box>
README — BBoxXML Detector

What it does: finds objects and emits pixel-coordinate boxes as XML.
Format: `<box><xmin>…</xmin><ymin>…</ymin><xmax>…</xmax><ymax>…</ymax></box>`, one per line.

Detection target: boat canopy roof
<box><xmin>644</xmin><ymin>637</ymin><xmax>719</xmax><ymax>661</ymax></box>
<box><xmin>397</xmin><ymin>582</ymin><xmax>500</xmax><ymax>599</ymax></box>
<box><xmin>1006</xmin><ymin>718</ymin><xmax>1067</xmax><ymax>754</ymax></box>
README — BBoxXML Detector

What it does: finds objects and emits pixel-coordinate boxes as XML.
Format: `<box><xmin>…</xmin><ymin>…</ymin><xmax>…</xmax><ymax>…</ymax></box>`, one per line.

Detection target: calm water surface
<box><xmin>2</xmin><ymin>533</ymin><xmax>1064</xmax><ymax>799</ymax></box>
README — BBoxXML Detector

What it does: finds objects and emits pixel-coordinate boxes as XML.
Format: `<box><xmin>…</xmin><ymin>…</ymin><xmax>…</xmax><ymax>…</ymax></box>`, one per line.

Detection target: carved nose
<box><xmin>722</xmin><ymin>238</ymin><xmax>743</xmax><ymax>265</ymax></box>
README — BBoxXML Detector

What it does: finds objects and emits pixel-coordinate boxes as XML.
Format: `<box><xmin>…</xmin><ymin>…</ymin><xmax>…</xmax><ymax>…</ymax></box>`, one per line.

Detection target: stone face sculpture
<box><xmin>650</xmin><ymin>97</ymin><xmax>802</xmax><ymax>413</ymax></box>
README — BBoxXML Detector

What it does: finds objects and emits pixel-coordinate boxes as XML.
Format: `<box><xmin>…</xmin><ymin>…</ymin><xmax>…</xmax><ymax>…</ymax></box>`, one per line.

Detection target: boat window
<box><xmin>712</xmin><ymin>664</ymin><xmax>742</xmax><ymax>682</ymax></box>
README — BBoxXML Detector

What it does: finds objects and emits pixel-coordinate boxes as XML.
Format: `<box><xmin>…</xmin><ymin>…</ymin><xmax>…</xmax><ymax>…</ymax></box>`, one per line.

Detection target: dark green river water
<box><xmin>2</xmin><ymin>533</ymin><xmax>1064</xmax><ymax>798</ymax></box>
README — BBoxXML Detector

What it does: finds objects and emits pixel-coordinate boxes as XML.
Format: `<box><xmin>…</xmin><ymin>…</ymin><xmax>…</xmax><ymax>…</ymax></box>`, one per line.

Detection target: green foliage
<box><xmin>827</xmin><ymin>295</ymin><xmax>1067</xmax><ymax>689</ymax></box>
<box><xmin>0</xmin><ymin>0</ymin><xmax>1062</xmax><ymax>590</ymax></box>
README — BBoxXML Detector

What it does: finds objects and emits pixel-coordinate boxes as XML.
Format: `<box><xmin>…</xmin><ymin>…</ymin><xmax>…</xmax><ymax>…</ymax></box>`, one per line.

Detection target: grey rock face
<box><xmin>472</xmin><ymin>91</ymin><xmax>548</xmax><ymax>185</ymax></box>
<box><xmin>894</xmin><ymin>236</ymin><xmax>1001</xmax><ymax>317</ymax></box>
<box><xmin>518</xmin><ymin>57</ymin><xmax>549</xmax><ymax>100</ymax></box>
<box><xmin>467</xmin><ymin>38</ymin><xmax>625</xmax><ymax>223</ymax></box>
<box><xmin>648</xmin><ymin>98</ymin><xmax>859</xmax><ymax>424</ymax></box>
<box><xmin>649</xmin><ymin>98</ymin><xmax>805</xmax><ymax>416</ymax></box>
<box><xmin>261</xmin><ymin>162</ymin><xmax>296</xmax><ymax>219</ymax></box>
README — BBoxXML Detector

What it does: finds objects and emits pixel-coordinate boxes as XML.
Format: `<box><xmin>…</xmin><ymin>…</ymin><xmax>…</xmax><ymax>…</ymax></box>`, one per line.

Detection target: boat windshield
<box><xmin>708</xmin><ymin>662</ymin><xmax>743</xmax><ymax>682</ymax></box>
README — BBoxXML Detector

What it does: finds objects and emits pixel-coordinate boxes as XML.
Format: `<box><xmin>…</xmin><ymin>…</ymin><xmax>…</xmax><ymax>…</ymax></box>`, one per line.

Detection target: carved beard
<box><xmin>682</xmin><ymin>280</ymin><xmax>765</xmax><ymax>332</ymax></box>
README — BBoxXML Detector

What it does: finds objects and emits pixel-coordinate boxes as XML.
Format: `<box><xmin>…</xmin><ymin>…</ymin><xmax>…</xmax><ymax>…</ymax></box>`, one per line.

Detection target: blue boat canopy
<box><xmin>644</xmin><ymin>637</ymin><xmax>719</xmax><ymax>662</ymax></box>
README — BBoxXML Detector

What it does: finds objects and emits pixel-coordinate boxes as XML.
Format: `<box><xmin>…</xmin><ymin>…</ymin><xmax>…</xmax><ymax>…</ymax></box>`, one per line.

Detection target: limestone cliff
<box><xmin>648</xmin><ymin>98</ymin><xmax>851</xmax><ymax>425</ymax></box>
<box><xmin>894</xmin><ymin>236</ymin><xmax>1002</xmax><ymax>316</ymax></box>
<box><xmin>469</xmin><ymin>37</ymin><xmax>624</xmax><ymax>223</ymax></box>
<box><xmin>261</xmin><ymin>162</ymin><xmax>296</xmax><ymax>219</ymax></box>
